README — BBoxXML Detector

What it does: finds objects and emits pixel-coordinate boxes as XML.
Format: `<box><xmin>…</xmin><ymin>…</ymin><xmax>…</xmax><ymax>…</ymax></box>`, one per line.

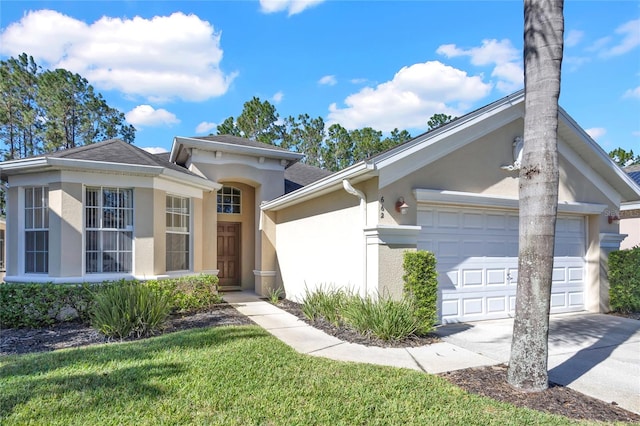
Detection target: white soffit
<box><xmin>413</xmin><ymin>188</ymin><xmax>607</xmax><ymax>215</ymax></box>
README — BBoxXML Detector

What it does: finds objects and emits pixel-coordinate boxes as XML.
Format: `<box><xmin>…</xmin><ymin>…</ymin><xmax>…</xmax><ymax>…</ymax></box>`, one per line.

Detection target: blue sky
<box><xmin>1</xmin><ymin>1</ymin><xmax>638</xmax><ymax>156</ymax></box>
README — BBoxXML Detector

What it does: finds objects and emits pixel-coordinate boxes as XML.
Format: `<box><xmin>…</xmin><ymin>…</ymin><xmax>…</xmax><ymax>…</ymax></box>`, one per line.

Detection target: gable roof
<box><xmin>262</xmin><ymin>90</ymin><xmax>640</xmax><ymax>211</ymax></box>
<box><xmin>625</xmin><ymin>164</ymin><xmax>640</xmax><ymax>186</ymax></box>
<box><xmin>171</xmin><ymin>135</ymin><xmax>304</xmax><ymax>166</ymax></box>
<box><xmin>284</xmin><ymin>162</ymin><xmax>334</xmax><ymax>193</ymax></box>
<box><xmin>0</xmin><ymin>139</ymin><xmax>218</xmax><ymax>190</ymax></box>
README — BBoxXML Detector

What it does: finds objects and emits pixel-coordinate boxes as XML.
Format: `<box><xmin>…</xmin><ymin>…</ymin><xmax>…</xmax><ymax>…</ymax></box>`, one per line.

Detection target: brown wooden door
<box><xmin>217</xmin><ymin>222</ymin><xmax>240</xmax><ymax>286</ymax></box>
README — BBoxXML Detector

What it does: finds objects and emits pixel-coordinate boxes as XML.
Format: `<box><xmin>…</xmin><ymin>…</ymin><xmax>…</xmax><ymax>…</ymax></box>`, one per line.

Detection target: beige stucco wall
<box><xmin>620</xmin><ymin>216</ymin><xmax>640</xmax><ymax>250</ymax></box>
<box><xmin>274</xmin><ymin>185</ymin><xmax>367</xmax><ymax>302</ymax></box>
<box><xmin>48</xmin><ymin>182</ymin><xmax>83</xmax><ymax>277</ymax></box>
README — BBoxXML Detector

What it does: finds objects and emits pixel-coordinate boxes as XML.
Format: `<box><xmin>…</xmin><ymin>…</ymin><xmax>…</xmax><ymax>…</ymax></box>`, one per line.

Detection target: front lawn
<box><xmin>1</xmin><ymin>325</ymin><xmax>587</xmax><ymax>425</ymax></box>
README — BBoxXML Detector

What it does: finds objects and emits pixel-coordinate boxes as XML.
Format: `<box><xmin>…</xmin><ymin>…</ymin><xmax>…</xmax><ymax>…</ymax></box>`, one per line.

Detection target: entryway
<box><xmin>217</xmin><ymin>222</ymin><xmax>240</xmax><ymax>288</ymax></box>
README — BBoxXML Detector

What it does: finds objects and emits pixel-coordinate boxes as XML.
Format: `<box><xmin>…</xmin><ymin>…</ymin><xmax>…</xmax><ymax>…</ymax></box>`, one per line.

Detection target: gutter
<box><xmin>261</xmin><ymin>161</ymin><xmax>375</xmax><ymax>211</ymax></box>
<box><xmin>342</xmin><ymin>179</ymin><xmax>368</xmax><ymax>297</ymax></box>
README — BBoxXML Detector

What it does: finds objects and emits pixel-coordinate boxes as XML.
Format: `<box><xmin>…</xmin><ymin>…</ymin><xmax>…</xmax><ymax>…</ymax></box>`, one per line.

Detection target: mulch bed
<box><xmin>1</xmin><ymin>300</ymin><xmax>639</xmax><ymax>423</ymax></box>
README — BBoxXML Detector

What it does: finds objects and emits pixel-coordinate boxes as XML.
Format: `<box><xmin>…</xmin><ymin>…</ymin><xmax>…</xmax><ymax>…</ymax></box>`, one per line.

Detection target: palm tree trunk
<box><xmin>507</xmin><ymin>0</ymin><xmax>564</xmax><ymax>392</ymax></box>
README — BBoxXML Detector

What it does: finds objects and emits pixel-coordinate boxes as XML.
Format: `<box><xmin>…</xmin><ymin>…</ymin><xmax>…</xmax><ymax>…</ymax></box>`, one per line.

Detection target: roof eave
<box><xmin>261</xmin><ymin>161</ymin><xmax>375</xmax><ymax>211</ymax></box>
<box><xmin>171</xmin><ymin>136</ymin><xmax>304</xmax><ymax>164</ymax></box>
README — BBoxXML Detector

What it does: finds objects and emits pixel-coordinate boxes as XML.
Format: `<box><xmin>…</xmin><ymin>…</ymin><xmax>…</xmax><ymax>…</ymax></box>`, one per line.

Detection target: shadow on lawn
<box><xmin>0</xmin><ymin>326</ymin><xmax>267</xmax><ymax>418</ymax></box>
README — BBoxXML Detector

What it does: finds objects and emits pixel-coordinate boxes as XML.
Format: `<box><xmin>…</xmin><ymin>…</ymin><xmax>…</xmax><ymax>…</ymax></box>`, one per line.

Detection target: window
<box><xmin>217</xmin><ymin>186</ymin><xmax>241</xmax><ymax>214</ymax></box>
<box><xmin>86</xmin><ymin>187</ymin><xmax>133</xmax><ymax>273</ymax></box>
<box><xmin>25</xmin><ymin>186</ymin><xmax>48</xmax><ymax>273</ymax></box>
<box><xmin>166</xmin><ymin>195</ymin><xmax>190</xmax><ymax>271</ymax></box>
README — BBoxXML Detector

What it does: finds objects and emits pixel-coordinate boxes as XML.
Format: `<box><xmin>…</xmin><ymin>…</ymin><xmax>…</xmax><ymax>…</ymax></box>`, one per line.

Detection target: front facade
<box><xmin>2</xmin><ymin>91</ymin><xmax>638</xmax><ymax>323</ymax></box>
<box><xmin>261</xmin><ymin>91</ymin><xmax>640</xmax><ymax>323</ymax></box>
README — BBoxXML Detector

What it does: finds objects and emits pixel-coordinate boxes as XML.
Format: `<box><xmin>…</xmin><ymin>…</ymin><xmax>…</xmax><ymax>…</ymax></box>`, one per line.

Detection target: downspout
<box><xmin>342</xmin><ymin>179</ymin><xmax>367</xmax><ymax>297</ymax></box>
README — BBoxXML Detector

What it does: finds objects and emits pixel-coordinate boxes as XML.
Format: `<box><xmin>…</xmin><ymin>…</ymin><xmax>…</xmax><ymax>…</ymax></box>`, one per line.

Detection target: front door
<box><xmin>217</xmin><ymin>222</ymin><xmax>240</xmax><ymax>287</ymax></box>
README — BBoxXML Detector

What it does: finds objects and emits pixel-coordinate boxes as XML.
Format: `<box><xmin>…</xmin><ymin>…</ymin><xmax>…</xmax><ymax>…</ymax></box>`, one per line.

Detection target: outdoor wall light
<box><xmin>395</xmin><ymin>197</ymin><xmax>409</xmax><ymax>215</ymax></box>
<box><xmin>607</xmin><ymin>214</ymin><xmax>620</xmax><ymax>224</ymax></box>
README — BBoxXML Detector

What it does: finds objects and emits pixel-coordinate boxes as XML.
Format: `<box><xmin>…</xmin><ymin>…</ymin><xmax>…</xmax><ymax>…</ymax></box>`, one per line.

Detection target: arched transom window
<box><xmin>217</xmin><ymin>186</ymin><xmax>241</xmax><ymax>214</ymax></box>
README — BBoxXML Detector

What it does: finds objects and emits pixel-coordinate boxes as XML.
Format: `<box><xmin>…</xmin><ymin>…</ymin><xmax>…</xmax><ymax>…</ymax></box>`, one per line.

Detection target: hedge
<box><xmin>402</xmin><ymin>250</ymin><xmax>438</xmax><ymax>334</ymax></box>
<box><xmin>609</xmin><ymin>246</ymin><xmax>640</xmax><ymax>313</ymax></box>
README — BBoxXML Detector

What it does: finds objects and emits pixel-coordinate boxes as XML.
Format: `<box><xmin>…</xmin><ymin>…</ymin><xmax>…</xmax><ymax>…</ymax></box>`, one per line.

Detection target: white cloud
<box><xmin>125</xmin><ymin>105</ymin><xmax>180</xmax><ymax>127</ymax></box>
<box><xmin>589</xmin><ymin>19</ymin><xmax>640</xmax><ymax>58</ymax></box>
<box><xmin>318</xmin><ymin>75</ymin><xmax>337</xmax><ymax>86</ymax></box>
<box><xmin>586</xmin><ymin>127</ymin><xmax>607</xmax><ymax>140</ymax></box>
<box><xmin>0</xmin><ymin>10</ymin><xmax>237</xmax><ymax>102</ymax></box>
<box><xmin>436</xmin><ymin>39</ymin><xmax>523</xmax><ymax>92</ymax></box>
<box><xmin>195</xmin><ymin>121</ymin><xmax>217</xmax><ymax>134</ymax></box>
<box><xmin>633</xmin><ymin>131</ymin><xmax>640</xmax><ymax>137</ymax></box>
<box><xmin>259</xmin><ymin>0</ymin><xmax>324</xmax><ymax>16</ymax></box>
<box><xmin>327</xmin><ymin>61</ymin><xmax>492</xmax><ymax>132</ymax></box>
<box><xmin>623</xmin><ymin>86</ymin><xmax>640</xmax><ymax>99</ymax></box>
<box><xmin>350</xmin><ymin>78</ymin><xmax>367</xmax><ymax>84</ymax></box>
<box><xmin>142</xmin><ymin>147</ymin><xmax>169</xmax><ymax>154</ymax></box>
<box><xmin>565</xmin><ymin>29</ymin><xmax>584</xmax><ymax>47</ymax></box>
<box><xmin>272</xmin><ymin>91</ymin><xmax>284</xmax><ymax>103</ymax></box>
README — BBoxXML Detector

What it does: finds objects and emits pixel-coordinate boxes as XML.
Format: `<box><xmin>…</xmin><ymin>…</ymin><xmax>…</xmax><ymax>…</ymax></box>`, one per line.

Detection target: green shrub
<box><xmin>609</xmin><ymin>246</ymin><xmax>640</xmax><ymax>313</ymax></box>
<box><xmin>0</xmin><ymin>283</ymin><xmax>95</xmax><ymax>329</ymax></box>
<box><xmin>145</xmin><ymin>274</ymin><xmax>221</xmax><ymax>313</ymax></box>
<box><xmin>301</xmin><ymin>286</ymin><xmax>348</xmax><ymax>326</ymax></box>
<box><xmin>342</xmin><ymin>294</ymin><xmax>419</xmax><ymax>341</ymax></box>
<box><xmin>91</xmin><ymin>281</ymin><xmax>172</xmax><ymax>339</ymax></box>
<box><xmin>403</xmin><ymin>250</ymin><xmax>438</xmax><ymax>334</ymax></box>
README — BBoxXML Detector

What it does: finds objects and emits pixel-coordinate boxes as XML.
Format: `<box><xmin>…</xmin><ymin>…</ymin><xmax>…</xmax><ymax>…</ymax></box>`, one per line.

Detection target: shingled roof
<box><xmin>186</xmin><ymin>135</ymin><xmax>293</xmax><ymax>153</ymax></box>
<box><xmin>625</xmin><ymin>164</ymin><xmax>640</xmax><ymax>186</ymax></box>
<box><xmin>41</xmin><ymin>139</ymin><xmax>199</xmax><ymax>177</ymax></box>
<box><xmin>284</xmin><ymin>162</ymin><xmax>334</xmax><ymax>193</ymax></box>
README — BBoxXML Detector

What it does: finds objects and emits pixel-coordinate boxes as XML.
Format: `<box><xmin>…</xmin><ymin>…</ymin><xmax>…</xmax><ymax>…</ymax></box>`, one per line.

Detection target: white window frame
<box><xmin>24</xmin><ymin>186</ymin><xmax>49</xmax><ymax>274</ymax></box>
<box><xmin>217</xmin><ymin>186</ymin><xmax>241</xmax><ymax>214</ymax></box>
<box><xmin>85</xmin><ymin>187</ymin><xmax>134</xmax><ymax>274</ymax></box>
<box><xmin>166</xmin><ymin>194</ymin><xmax>191</xmax><ymax>272</ymax></box>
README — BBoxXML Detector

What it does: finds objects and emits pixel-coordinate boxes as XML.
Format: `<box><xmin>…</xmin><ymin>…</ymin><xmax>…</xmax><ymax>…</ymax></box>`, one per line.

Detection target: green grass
<box><xmin>1</xmin><ymin>325</ymin><xmax>593</xmax><ymax>425</ymax></box>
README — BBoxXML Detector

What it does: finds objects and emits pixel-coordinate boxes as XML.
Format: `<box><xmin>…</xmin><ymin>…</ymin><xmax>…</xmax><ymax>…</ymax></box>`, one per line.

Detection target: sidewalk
<box><xmin>223</xmin><ymin>292</ymin><xmax>497</xmax><ymax>374</ymax></box>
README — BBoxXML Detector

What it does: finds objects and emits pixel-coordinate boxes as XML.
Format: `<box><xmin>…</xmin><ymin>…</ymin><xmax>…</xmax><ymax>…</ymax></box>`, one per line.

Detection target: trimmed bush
<box><xmin>91</xmin><ymin>281</ymin><xmax>172</xmax><ymax>339</ymax></box>
<box><xmin>145</xmin><ymin>274</ymin><xmax>221</xmax><ymax>313</ymax></box>
<box><xmin>342</xmin><ymin>294</ymin><xmax>419</xmax><ymax>341</ymax></box>
<box><xmin>403</xmin><ymin>250</ymin><xmax>438</xmax><ymax>334</ymax></box>
<box><xmin>609</xmin><ymin>246</ymin><xmax>640</xmax><ymax>313</ymax></box>
<box><xmin>0</xmin><ymin>283</ymin><xmax>94</xmax><ymax>329</ymax></box>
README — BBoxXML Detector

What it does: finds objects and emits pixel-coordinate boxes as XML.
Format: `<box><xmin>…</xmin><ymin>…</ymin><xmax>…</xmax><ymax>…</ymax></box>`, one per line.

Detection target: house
<box><xmin>1</xmin><ymin>90</ymin><xmax>638</xmax><ymax>323</ymax></box>
<box><xmin>620</xmin><ymin>164</ymin><xmax>640</xmax><ymax>250</ymax></box>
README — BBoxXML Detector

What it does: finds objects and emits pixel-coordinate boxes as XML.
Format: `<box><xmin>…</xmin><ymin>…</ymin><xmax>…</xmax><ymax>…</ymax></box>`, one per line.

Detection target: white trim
<box><xmin>190</xmin><ymin>148</ymin><xmax>289</xmax><ymax>172</ymax></box>
<box><xmin>413</xmin><ymin>188</ymin><xmax>608</xmax><ymax>215</ymax></box>
<box><xmin>253</xmin><ymin>270</ymin><xmax>276</xmax><ymax>277</ymax></box>
<box><xmin>261</xmin><ymin>162</ymin><xmax>373</xmax><ymax>211</ymax></box>
<box><xmin>364</xmin><ymin>225</ymin><xmax>421</xmax><ymax>246</ymax></box>
<box><xmin>599</xmin><ymin>233</ymin><xmax>627</xmax><ymax>249</ymax></box>
<box><xmin>621</xmin><ymin>201</ymin><xmax>640</xmax><ymax>211</ymax></box>
<box><xmin>171</xmin><ymin>136</ymin><xmax>304</xmax><ymax>163</ymax></box>
<box><xmin>557</xmin><ymin>138</ymin><xmax>622</xmax><ymax>205</ymax></box>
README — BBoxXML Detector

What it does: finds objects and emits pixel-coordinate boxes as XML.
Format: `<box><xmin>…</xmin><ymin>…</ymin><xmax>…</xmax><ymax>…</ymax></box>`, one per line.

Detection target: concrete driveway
<box><xmin>434</xmin><ymin>312</ymin><xmax>640</xmax><ymax>414</ymax></box>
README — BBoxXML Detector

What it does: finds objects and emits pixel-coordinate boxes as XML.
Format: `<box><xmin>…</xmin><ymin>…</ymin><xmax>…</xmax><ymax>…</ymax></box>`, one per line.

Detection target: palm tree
<box><xmin>507</xmin><ymin>0</ymin><xmax>565</xmax><ymax>391</ymax></box>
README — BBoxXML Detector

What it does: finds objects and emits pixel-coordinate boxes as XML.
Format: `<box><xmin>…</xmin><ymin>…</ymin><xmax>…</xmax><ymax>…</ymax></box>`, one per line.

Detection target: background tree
<box><xmin>0</xmin><ymin>54</ymin><xmax>135</xmax><ymax>160</ymax></box>
<box><xmin>322</xmin><ymin>124</ymin><xmax>354</xmax><ymax>172</ymax></box>
<box><xmin>0</xmin><ymin>54</ymin><xmax>40</xmax><ymax>160</ymax></box>
<box><xmin>234</xmin><ymin>97</ymin><xmax>282</xmax><ymax>144</ymax></box>
<box><xmin>427</xmin><ymin>113</ymin><xmax>455</xmax><ymax>130</ymax></box>
<box><xmin>609</xmin><ymin>147</ymin><xmax>640</xmax><ymax>167</ymax></box>
<box><xmin>286</xmin><ymin>114</ymin><xmax>325</xmax><ymax>167</ymax></box>
<box><xmin>507</xmin><ymin>0</ymin><xmax>564</xmax><ymax>391</ymax></box>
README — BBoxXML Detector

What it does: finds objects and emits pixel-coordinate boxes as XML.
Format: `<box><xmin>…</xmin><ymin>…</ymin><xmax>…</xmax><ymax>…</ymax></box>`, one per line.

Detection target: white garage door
<box><xmin>417</xmin><ymin>207</ymin><xmax>586</xmax><ymax>323</ymax></box>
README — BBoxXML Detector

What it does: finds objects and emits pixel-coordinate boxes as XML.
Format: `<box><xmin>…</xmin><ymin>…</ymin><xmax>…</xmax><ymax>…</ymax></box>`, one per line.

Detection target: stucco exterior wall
<box><xmin>620</xmin><ymin>216</ymin><xmax>640</xmax><ymax>250</ymax></box>
<box><xmin>48</xmin><ymin>182</ymin><xmax>83</xmax><ymax>277</ymax></box>
<box><xmin>275</xmin><ymin>186</ymin><xmax>364</xmax><ymax>302</ymax></box>
<box><xmin>134</xmin><ymin>187</ymin><xmax>156</xmax><ymax>278</ymax></box>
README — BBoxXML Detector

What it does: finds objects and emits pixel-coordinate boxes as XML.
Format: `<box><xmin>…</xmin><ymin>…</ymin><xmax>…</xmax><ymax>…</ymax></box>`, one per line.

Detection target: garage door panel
<box><xmin>419</xmin><ymin>206</ymin><xmax>586</xmax><ymax>323</ymax></box>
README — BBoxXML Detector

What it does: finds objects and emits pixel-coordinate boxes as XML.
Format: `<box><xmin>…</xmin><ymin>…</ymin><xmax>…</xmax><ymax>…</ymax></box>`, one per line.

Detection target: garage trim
<box><xmin>413</xmin><ymin>188</ymin><xmax>607</xmax><ymax>215</ymax></box>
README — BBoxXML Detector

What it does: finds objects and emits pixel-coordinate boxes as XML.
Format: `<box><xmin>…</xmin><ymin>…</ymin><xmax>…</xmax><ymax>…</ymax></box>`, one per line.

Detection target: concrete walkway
<box><xmin>223</xmin><ymin>292</ymin><xmax>639</xmax><ymax>414</ymax></box>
